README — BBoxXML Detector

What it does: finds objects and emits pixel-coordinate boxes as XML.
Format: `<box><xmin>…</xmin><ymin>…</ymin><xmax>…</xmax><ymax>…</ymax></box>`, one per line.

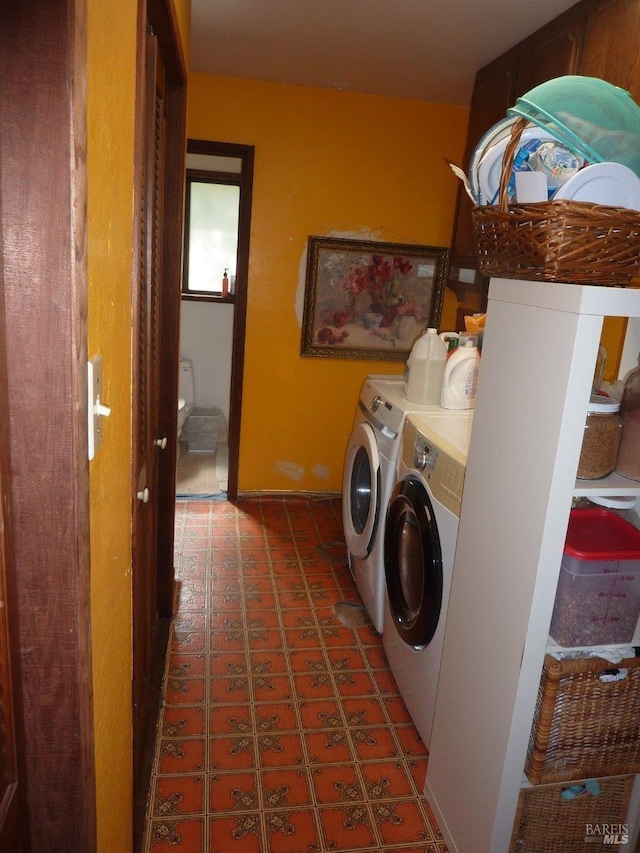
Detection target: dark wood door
<box><xmin>514</xmin><ymin>10</ymin><xmax>585</xmax><ymax>97</ymax></box>
<box><xmin>132</xmin><ymin>25</ymin><xmax>167</xmax><ymax>813</ymax></box>
<box><xmin>0</xmin><ymin>150</ymin><xmax>29</xmax><ymax>853</ymax></box>
<box><xmin>580</xmin><ymin>0</ymin><xmax>640</xmax><ymax>100</ymax></box>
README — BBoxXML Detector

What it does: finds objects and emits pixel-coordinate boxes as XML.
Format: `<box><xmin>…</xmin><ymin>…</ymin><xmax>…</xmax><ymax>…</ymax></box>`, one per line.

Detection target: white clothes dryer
<box><xmin>342</xmin><ymin>375</ymin><xmax>443</xmax><ymax>634</ymax></box>
<box><xmin>383</xmin><ymin>410</ymin><xmax>473</xmax><ymax>748</ymax></box>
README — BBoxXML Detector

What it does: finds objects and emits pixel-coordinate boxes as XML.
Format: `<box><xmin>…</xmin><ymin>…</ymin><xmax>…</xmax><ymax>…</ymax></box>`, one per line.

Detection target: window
<box><xmin>182</xmin><ymin>154</ymin><xmax>242</xmax><ymax>300</ymax></box>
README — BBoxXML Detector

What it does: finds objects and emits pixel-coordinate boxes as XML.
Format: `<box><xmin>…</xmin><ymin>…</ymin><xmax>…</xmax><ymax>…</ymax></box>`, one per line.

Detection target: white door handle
<box><xmin>137</xmin><ymin>487</ymin><xmax>150</xmax><ymax>503</ymax></box>
<box><xmin>154</xmin><ymin>437</ymin><xmax>168</xmax><ymax>449</ymax></box>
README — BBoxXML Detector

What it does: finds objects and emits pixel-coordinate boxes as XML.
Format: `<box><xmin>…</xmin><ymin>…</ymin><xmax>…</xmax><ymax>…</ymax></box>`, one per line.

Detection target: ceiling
<box><xmin>190</xmin><ymin>0</ymin><xmax>580</xmax><ymax>107</ymax></box>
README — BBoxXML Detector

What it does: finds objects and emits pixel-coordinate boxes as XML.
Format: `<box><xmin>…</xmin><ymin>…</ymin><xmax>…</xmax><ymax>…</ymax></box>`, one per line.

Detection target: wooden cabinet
<box><xmin>580</xmin><ymin>0</ymin><xmax>640</xmax><ymax>100</ymax></box>
<box><xmin>425</xmin><ymin>280</ymin><xmax>640</xmax><ymax>852</ymax></box>
<box><xmin>447</xmin><ymin>0</ymin><xmax>640</xmax><ymax>316</ymax></box>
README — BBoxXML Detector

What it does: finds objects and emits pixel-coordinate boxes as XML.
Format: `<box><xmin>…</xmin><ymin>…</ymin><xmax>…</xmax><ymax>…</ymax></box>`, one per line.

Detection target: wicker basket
<box><xmin>472</xmin><ymin>117</ymin><xmax>640</xmax><ymax>285</ymax></box>
<box><xmin>525</xmin><ymin>654</ymin><xmax>640</xmax><ymax>785</ymax></box>
<box><xmin>509</xmin><ymin>775</ymin><xmax>633</xmax><ymax>852</ymax></box>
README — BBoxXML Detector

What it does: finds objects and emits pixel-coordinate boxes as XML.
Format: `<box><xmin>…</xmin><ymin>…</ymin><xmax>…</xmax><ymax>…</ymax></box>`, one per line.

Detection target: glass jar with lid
<box><xmin>576</xmin><ymin>394</ymin><xmax>623</xmax><ymax>479</ymax></box>
<box><xmin>616</xmin><ymin>354</ymin><xmax>640</xmax><ymax>481</ymax></box>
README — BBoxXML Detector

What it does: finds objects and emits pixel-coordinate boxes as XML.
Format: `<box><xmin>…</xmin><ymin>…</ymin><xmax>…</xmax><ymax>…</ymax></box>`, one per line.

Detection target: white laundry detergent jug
<box><xmin>441</xmin><ymin>340</ymin><xmax>480</xmax><ymax>409</ymax></box>
<box><xmin>406</xmin><ymin>328</ymin><xmax>449</xmax><ymax>405</ymax></box>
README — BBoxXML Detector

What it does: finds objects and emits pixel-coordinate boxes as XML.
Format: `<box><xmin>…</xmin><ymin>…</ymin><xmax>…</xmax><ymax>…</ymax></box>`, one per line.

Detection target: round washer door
<box><xmin>384</xmin><ymin>477</ymin><xmax>443</xmax><ymax>649</ymax></box>
<box><xmin>342</xmin><ymin>421</ymin><xmax>381</xmax><ymax>559</ymax></box>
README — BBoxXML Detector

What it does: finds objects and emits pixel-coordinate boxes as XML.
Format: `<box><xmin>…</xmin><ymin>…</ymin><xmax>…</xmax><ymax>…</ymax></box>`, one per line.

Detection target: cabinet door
<box><xmin>580</xmin><ymin>0</ymin><xmax>640</xmax><ymax>101</ymax></box>
<box><xmin>515</xmin><ymin>13</ymin><xmax>585</xmax><ymax>97</ymax></box>
<box><xmin>450</xmin><ymin>54</ymin><xmax>517</xmax><ymax>262</ymax></box>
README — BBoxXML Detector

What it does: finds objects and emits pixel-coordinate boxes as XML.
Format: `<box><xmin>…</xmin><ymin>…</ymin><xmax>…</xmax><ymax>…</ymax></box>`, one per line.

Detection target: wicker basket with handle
<box><xmin>472</xmin><ymin>117</ymin><xmax>640</xmax><ymax>285</ymax></box>
<box><xmin>525</xmin><ymin>654</ymin><xmax>640</xmax><ymax>785</ymax></box>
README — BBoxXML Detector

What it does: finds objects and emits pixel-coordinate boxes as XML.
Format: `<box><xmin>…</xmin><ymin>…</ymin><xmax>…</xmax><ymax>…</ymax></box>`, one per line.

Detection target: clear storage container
<box><xmin>550</xmin><ymin>508</ymin><xmax>640</xmax><ymax>646</ymax></box>
<box><xmin>576</xmin><ymin>394</ymin><xmax>622</xmax><ymax>479</ymax></box>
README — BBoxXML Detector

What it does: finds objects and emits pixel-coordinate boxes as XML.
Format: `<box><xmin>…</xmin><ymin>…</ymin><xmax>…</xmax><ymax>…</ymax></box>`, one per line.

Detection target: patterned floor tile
<box><xmin>360</xmin><ymin>760</ymin><xmax>414</xmax><ymax>800</ymax></box>
<box><xmin>254</xmin><ymin>702</ymin><xmax>298</xmax><ymax>734</ymax></box>
<box><xmin>373</xmin><ymin>799</ymin><xmax>435</xmax><ymax>846</ymax></box>
<box><xmin>260</xmin><ymin>767</ymin><xmax>314</xmax><ymax>809</ymax></box>
<box><xmin>311</xmin><ymin>763</ymin><xmax>364</xmax><ymax>804</ymax></box>
<box><xmin>318</xmin><ymin>804</ymin><xmax>377</xmax><ymax>851</ymax></box>
<box><xmin>209</xmin><ymin>769</ymin><xmax>259</xmax><ymax>812</ymax></box>
<box><xmin>209</xmin><ymin>703</ymin><xmax>253</xmax><ymax>737</ymax></box>
<box><xmin>210</xmin><ymin>735</ymin><xmax>257</xmax><ymax>771</ymax></box>
<box><xmin>257</xmin><ymin>731</ymin><xmax>305</xmax><ymax>769</ymax></box>
<box><xmin>350</xmin><ymin>726</ymin><xmax>400</xmax><ymax>762</ymax></box>
<box><xmin>165</xmin><ymin>676</ymin><xmax>206</xmax><ymax>706</ymax></box>
<box><xmin>306</xmin><ymin>729</ymin><xmax>355</xmax><ymax>765</ymax></box>
<box><xmin>146</xmin><ymin>817</ymin><xmax>204</xmax><ymax>850</ymax></box>
<box><xmin>209</xmin><ymin>675</ymin><xmax>251</xmax><ymax>705</ymax></box>
<box><xmin>298</xmin><ymin>698</ymin><xmax>344</xmax><ymax>731</ymax></box>
<box><xmin>152</xmin><ymin>775</ymin><xmax>205</xmax><ymax>818</ymax></box>
<box><xmin>292</xmin><ymin>670</ymin><xmax>336</xmax><ymax>701</ymax></box>
<box><xmin>167</xmin><ymin>652</ymin><xmax>206</xmax><ymax>679</ymax></box>
<box><xmin>157</xmin><ymin>736</ymin><xmax>206</xmax><ymax>775</ymax></box>
<box><xmin>209</xmin><ymin>813</ymin><xmax>264</xmax><ymax>853</ymax></box>
<box><xmin>265</xmin><ymin>808</ymin><xmax>321</xmax><ymax>853</ymax></box>
<box><xmin>162</xmin><ymin>705</ymin><xmax>206</xmax><ymax>739</ymax></box>
<box><xmin>143</xmin><ymin>497</ymin><xmax>447</xmax><ymax>853</ymax></box>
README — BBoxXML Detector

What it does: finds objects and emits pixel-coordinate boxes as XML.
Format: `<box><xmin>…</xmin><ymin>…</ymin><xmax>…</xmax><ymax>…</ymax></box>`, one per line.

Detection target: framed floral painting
<box><xmin>301</xmin><ymin>236</ymin><xmax>449</xmax><ymax>361</ymax></box>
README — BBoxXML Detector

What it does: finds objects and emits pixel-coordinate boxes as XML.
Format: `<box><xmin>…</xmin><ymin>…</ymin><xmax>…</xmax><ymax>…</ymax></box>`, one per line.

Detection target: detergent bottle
<box><xmin>406</xmin><ymin>328</ymin><xmax>448</xmax><ymax>405</ymax></box>
<box><xmin>441</xmin><ymin>339</ymin><xmax>480</xmax><ymax>409</ymax></box>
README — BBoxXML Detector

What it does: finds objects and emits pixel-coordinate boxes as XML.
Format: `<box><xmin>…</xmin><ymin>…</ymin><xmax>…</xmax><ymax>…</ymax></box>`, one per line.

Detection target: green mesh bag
<box><xmin>507</xmin><ymin>76</ymin><xmax>640</xmax><ymax>178</ymax></box>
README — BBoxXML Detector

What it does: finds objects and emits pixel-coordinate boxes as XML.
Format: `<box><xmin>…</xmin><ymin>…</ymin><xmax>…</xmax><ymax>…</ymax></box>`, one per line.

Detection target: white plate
<box><xmin>553</xmin><ymin>162</ymin><xmax>640</xmax><ymax>209</ymax></box>
<box><xmin>469</xmin><ymin>117</ymin><xmax>516</xmax><ymax>204</ymax></box>
<box><xmin>477</xmin><ymin>127</ymin><xmax>557</xmax><ymax>205</ymax></box>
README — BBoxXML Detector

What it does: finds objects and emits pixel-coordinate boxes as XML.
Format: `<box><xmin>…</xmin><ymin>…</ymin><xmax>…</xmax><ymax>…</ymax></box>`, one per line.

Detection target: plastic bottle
<box><xmin>406</xmin><ymin>328</ymin><xmax>448</xmax><ymax>405</ymax></box>
<box><xmin>222</xmin><ymin>269</ymin><xmax>229</xmax><ymax>298</ymax></box>
<box><xmin>615</xmin><ymin>353</ymin><xmax>640</xmax><ymax>481</ymax></box>
<box><xmin>441</xmin><ymin>340</ymin><xmax>480</xmax><ymax>409</ymax></box>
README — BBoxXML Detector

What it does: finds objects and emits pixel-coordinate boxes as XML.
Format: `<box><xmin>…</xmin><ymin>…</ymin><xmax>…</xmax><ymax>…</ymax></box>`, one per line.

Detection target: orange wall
<box><xmin>87</xmin><ymin>0</ymin><xmax>190</xmax><ymax>850</ymax></box>
<box><xmin>187</xmin><ymin>75</ymin><xmax>469</xmax><ymax>492</ymax></box>
<box><xmin>87</xmin><ymin>0</ymin><xmax>138</xmax><ymax>847</ymax></box>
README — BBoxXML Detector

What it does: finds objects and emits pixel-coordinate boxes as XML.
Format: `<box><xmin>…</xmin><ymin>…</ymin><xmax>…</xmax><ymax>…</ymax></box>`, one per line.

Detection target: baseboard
<box><xmin>236</xmin><ymin>490</ymin><xmax>341</xmax><ymax>501</ymax></box>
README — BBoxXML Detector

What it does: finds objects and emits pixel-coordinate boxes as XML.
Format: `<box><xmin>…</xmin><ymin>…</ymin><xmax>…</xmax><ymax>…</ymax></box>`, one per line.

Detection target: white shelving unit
<box><xmin>424</xmin><ymin>279</ymin><xmax>640</xmax><ymax>853</ymax></box>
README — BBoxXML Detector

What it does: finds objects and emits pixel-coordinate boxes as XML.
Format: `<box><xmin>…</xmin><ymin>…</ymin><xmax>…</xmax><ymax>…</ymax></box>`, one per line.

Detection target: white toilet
<box><xmin>177</xmin><ymin>358</ymin><xmax>195</xmax><ymax>448</ymax></box>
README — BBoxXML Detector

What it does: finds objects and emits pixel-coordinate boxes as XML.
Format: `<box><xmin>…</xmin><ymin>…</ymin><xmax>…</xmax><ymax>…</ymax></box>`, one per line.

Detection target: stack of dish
<box><xmin>467</xmin><ymin>77</ymin><xmax>640</xmax><ymax>211</ymax></box>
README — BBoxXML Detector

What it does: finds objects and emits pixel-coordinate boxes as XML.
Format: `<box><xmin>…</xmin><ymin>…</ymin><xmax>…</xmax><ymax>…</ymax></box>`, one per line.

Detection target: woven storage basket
<box><xmin>509</xmin><ymin>775</ymin><xmax>633</xmax><ymax>852</ymax></box>
<box><xmin>472</xmin><ymin>117</ymin><xmax>640</xmax><ymax>285</ymax></box>
<box><xmin>525</xmin><ymin>654</ymin><xmax>640</xmax><ymax>785</ymax></box>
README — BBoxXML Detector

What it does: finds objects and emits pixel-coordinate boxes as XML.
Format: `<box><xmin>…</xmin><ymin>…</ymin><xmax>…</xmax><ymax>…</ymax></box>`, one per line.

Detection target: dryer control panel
<box><xmin>401</xmin><ymin>416</ymin><xmax>469</xmax><ymax>518</ymax></box>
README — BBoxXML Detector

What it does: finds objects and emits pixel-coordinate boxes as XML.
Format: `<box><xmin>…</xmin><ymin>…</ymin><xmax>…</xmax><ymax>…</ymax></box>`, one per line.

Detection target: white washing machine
<box><xmin>342</xmin><ymin>376</ymin><xmax>445</xmax><ymax>633</ymax></box>
<box><xmin>383</xmin><ymin>409</ymin><xmax>473</xmax><ymax>748</ymax></box>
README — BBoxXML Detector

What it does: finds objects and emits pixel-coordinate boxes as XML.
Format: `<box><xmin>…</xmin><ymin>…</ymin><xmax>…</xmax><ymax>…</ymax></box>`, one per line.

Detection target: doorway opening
<box><xmin>178</xmin><ymin>140</ymin><xmax>254</xmax><ymax>502</ymax></box>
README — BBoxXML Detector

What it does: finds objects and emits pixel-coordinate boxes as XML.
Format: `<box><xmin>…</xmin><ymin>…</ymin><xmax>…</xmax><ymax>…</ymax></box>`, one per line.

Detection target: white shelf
<box><xmin>574</xmin><ymin>472</ymin><xmax>640</xmax><ymax>495</ymax></box>
<box><xmin>424</xmin><ymin>280</ymin><xmax>640</xmax><ymax>853</ymax></box>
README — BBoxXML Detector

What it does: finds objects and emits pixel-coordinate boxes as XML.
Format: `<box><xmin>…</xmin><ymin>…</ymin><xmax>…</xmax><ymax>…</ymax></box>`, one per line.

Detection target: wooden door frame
<box><xmin>0</xmin><ymin>1</ymin><xmax>95</xmax><ymax>849</ymax></box>
<box><xmin>131</xmin><ymin>0</ymin><xmax>186</xmax><ymax>842</ymax></box>
<box><xmin>0</xmin><ymin>124</ymin><xmax>30</xmax><ymax>853</ymax></box>
<box><xmin>182</xmin><ymin>139</ymin><xmax>254</xmax><ymax>503</ymax></box>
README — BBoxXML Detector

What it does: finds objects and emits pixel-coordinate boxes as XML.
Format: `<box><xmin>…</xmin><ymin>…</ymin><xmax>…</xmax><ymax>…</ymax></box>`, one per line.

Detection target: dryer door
<box><xmin>384</xmin><ymin>477</ymin><xmax>443</xmax><ymax>649</ymax></box>
<box><xmin>342</xmin><ymin>421</ymin><xmax>380</xmax><ymax>559</ymax></box>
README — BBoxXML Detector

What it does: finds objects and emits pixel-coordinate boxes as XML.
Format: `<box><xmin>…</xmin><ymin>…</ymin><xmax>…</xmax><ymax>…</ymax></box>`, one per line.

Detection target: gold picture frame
<box><xmin>301</xmin><ymin>236</ymin><xmax>449</xmax><ymax>361</ymax></box>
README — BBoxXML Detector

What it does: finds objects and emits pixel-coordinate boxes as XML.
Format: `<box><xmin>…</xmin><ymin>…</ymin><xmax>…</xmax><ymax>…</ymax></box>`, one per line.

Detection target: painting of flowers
<box><xmin>301</xmin><ymin>236</ymin><xmax>449</xmax><ymax>360</ymax></box>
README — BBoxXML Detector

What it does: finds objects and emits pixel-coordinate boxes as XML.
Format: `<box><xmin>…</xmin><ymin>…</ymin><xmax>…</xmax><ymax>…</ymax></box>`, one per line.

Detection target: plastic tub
<box><xmin>184</xmin><ymin>406</ymin><xmax>222</xmax><ymax>453</ymax></box>
<box><xmin>549</xmin><ymin>508</ymin><xmax>640</xmax><ymax>646</ymax></box>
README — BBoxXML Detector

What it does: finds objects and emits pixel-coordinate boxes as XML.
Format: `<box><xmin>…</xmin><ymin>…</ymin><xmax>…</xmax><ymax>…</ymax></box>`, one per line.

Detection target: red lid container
<box><xmin>565</xmin><ymin>508</ymin><xmax>640</xmax><ymax>561</ymax></box>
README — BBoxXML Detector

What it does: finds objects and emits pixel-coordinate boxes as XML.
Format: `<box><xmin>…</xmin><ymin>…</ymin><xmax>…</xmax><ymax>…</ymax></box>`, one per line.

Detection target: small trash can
<box><xmin>184</xmin><ymin>407</ymin><xmax>222</xmax><ymax>453</ymax></box>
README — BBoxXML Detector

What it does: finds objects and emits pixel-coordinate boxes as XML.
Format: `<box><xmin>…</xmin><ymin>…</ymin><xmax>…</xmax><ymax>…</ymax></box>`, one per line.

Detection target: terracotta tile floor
<box><xmin>142</xmin><ymin>495</ymin><xmax>448</xmax><ymax>853</ymax></box>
